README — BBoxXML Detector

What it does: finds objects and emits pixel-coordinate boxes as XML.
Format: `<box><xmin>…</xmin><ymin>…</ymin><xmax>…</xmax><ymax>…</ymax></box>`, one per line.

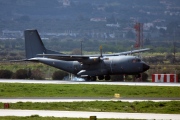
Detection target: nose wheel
<box><xmin>135</xmin><ymin>74</ymin><xmax>141</xmax><ymax>78</ymax></box>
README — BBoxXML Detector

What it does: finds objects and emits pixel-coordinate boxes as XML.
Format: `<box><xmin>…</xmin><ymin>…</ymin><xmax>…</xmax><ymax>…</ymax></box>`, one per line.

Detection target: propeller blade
<box><xmin>100</xmin><ymin>45</ymin><xmax>102</xmax><ymax>57</ymax></box>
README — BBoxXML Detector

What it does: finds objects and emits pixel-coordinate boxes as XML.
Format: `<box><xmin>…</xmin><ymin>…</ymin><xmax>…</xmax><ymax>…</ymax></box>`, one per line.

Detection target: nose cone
<box><xmin>143</xmin><ymin>63</ymin><xmax>150</xmax><ymax>71</ymax></box>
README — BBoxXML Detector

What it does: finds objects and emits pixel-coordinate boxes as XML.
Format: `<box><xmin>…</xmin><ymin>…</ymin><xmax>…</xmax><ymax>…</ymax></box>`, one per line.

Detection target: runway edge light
<box><xmin>4</xmin><ymin>103</ymin><xmax>10</xmax><ymax>109</ymax></box>
<box><xmin>114</xmin><ymin>93</ymin><xmax>120</xmax><ymax>98</ymax></box>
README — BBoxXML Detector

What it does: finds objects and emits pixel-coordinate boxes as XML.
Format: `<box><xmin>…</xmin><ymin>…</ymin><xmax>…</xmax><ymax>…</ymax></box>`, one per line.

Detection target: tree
<box><xmin>126</xmin><ymin>30</ymin><xmax>135</xmax><ymax>39</ymax></box>
<box><xmin>159</xmin><ymin>28</ymin><xmax>166</xmax><ymax>37</ymax></box>
<box><xmin>71</xmin><ymin>48</ymin><xmax>82</xmax><ymax>55</ymax></box>
<box><xmin>141</xmin><ymin>73</ymin><xmax>149</xmax><ymax>82</ymax></box>
<box><xmin>30</xmin><ymin>69</ymin><xmax>44</xmax><ymax>80</ymax></box>
<box><xmin>0</xmin><ymin>70</ymin><xmax>13</xmax><ymax>79</ymax></box>
<box><xmin>14</xmin><ymin>69</ymin><xmax>29</xmax><ymax>79</ymax></box>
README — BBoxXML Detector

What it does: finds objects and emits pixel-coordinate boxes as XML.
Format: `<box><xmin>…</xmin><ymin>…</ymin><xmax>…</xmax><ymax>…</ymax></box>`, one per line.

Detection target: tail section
<box><xmin>24</xmin><ymin>29</ymin><xmax>59</xmax><ymax>59</ymax></box>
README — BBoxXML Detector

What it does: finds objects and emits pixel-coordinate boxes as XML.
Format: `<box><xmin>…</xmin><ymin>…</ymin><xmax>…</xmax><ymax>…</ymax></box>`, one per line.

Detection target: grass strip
<box><xmin>1</xmin><ymin>101</ymin><xmax>180</xmax><ymax>114</ymax></box>
<box><xmin>0</xmin><ymin>83</ymin><xmax>180</xmax><ymax>98</ymax></box>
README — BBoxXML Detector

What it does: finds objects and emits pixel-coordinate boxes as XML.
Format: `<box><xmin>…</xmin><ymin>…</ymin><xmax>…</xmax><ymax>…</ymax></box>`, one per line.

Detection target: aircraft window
<box><xmin>136</xmin><ymin>59</ymin><xmax>141</xmax><ymax>62</ymax></box>
<box><xmin>132</xmin><ymin>59</ymin><xmax>141</xmax><ymax>63</ymax></box>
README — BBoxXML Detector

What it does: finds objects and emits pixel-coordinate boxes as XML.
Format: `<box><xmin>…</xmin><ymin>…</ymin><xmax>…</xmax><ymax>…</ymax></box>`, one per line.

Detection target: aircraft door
<box><xmin>110</xmin><ymin>60</ymin><xmax>114</xmax><ymax>73</ymax></box>
<box><xmin>110</xmin><ymin>58</ymin><xmax>123</xmax><ymax>74</ymax></box>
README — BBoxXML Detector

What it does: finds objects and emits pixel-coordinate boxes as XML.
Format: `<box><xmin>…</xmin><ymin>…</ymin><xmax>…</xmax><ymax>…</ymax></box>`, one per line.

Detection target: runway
<box><xmin>0</xmin><ymin>97</ymin><xmax>179</xmax><ymax>103</ymax></box>
<box><xmin>0</xmin><ymin>79</ymin><xmax>180</xmax><ymax>86</ymax></box>
<box><xmin>0</xmin><ymin>109</ymin><xmax>180</xmax><ymax>119</ymax></box>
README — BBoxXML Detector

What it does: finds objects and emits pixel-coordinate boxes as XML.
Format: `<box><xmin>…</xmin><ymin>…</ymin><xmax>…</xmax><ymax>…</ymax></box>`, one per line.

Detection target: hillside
<box><xmin>0</xmin><ymin>0</ymin><xmax>180</xmax><ymax>42</ymax></box>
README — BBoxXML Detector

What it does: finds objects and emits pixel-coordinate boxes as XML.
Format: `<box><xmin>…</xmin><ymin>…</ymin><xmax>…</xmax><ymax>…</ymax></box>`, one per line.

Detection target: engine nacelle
<box><xmin>77</xmin><ymin>69</ymin><xmax>107</xmax><ymax>77</ymax></box>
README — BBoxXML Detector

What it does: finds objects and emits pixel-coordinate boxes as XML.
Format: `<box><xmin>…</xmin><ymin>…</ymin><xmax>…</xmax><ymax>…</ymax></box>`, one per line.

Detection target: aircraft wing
<box><xmin>103</xmin><ymin>48</ymin><xmax>151</xmax><ymax>56</ymax></box>
<box><xmin>38</xmin><ymin>54</ymin><xmax>89</xmax><ymax>61</ymax></box>
<box><xmin>37</xmin><ymin>54</ymin><xmax>100</xmax><ymax>64</ymax></box>
<box><xmin>37</xmin><ymin>48</ymin><xmax>150</xmax><ymax>64</ymax></box>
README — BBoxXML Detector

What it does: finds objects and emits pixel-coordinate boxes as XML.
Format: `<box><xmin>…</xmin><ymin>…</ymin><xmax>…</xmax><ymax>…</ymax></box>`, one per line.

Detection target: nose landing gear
<box><xmin>135</xmin><ymin>74</ymin><xmax>141</xmax><ymax>78</ymax></box>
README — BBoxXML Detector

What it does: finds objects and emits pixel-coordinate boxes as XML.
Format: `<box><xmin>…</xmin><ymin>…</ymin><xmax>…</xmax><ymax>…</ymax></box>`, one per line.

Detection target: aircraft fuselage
<box><xmin>34</xmin><ymin>55</ymin><xmax>149</xmax><ymax>79</ymax></box>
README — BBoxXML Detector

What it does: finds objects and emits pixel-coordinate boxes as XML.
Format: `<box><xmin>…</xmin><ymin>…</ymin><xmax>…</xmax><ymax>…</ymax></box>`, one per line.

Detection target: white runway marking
<box><xmin>0</xmin><ymin>98</ymin><xmax>179</xmax><ymax>103</ymax></box>
<box><xmin>0</xmin><ymin>109</ymin><xmax>179</xmax><ymax>119</ymax></box>
<box><xmin>0</xmin><ymin>79</ymin><xmax>180</xmax><ymax>86</ymax></box>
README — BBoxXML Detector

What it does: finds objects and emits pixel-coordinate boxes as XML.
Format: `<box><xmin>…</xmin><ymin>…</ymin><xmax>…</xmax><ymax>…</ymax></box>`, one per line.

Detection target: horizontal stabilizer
<box><xmin>10</xmin><ymin>58</ymin><xmax>39</xmax><ymax>62</ymax></box>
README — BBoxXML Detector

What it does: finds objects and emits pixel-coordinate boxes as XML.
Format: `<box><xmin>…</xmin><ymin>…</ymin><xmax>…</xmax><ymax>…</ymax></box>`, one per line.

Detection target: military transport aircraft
<box><xmin>22</xmin><ymin>29</ymin><xmax>150</xmax><ymax>81</ymax></box>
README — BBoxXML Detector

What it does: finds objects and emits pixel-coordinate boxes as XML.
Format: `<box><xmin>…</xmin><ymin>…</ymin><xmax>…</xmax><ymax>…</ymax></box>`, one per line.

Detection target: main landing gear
<box><xmin>85</xmin><ymin>75</ymin><xmax>111</xmax><ymax>81</ymax></box>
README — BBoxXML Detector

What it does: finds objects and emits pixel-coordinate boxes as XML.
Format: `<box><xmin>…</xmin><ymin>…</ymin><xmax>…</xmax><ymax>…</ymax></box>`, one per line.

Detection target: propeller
<box><xmin>99</xmin><ymin>45</ymin><xmax>105</xmax><ymax>61</ymax></box>
<box><xmin>100</xmin><ymin>45</ymin><xmax>103</xmax><ymax>57</ymax></box>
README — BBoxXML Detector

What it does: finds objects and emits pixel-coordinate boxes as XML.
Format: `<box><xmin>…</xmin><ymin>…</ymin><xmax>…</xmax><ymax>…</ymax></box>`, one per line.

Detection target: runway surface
<box><xmin>0</xmin><ymin>109</ymin><xmax>180</xmax><ymax>119</ymax></box>
<box><xmin>0</xmin><ymin>79</ymin><xmax>180</xmax><ymax>86</ymax></box>
<box><xmin>0</xmin><ymin>97</ymin><xmax>179</xmax><ymax>103</ymax></box>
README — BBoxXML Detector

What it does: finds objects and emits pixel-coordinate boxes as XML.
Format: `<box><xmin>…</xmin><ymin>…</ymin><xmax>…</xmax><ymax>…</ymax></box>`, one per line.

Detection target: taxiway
<box><xmin>0</xmin><ymin>109</ymin><xmax>180</xmax><ymax>119</ymax></box>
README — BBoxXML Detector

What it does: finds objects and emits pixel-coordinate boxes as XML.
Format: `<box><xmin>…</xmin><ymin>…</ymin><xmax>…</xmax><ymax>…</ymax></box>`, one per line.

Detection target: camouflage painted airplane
<box><xmin>23</xmin><ymin>29</ymin><xmax>150</xmax><ymax>81</ymax></box>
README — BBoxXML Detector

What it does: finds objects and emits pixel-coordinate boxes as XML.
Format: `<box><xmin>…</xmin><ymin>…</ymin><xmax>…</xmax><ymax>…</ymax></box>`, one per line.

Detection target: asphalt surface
<box><xmin>0</xmin><ymin>109</ymin><xmax>180</xmax><ymax>119</ymax></box>
<box><xmin>0</xmin><ymin>97</ymin><xmax>180</xmax><ymax>103</ymax></box>
<box><xmin>0</xmin><ymin>79</ymin><xmax>180</xmax><ymax>86</ymax></box>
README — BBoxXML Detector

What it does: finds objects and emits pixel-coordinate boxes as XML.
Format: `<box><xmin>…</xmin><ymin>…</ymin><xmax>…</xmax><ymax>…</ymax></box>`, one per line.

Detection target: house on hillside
<box><xmin>90</xmin><ymin>17</ymin><xmax>106</xmax><ymax>22</ymax></box>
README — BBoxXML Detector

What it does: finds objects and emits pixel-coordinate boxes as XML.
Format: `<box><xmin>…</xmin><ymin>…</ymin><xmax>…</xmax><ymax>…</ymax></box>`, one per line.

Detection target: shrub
<box><xmin>30</xmin><ymin>69</ymin><xmax>44</xmax><ymax>80</ymax></box>
<box><xmin>141</xmin><ymin>72</ymin><xmax>149</xmax><ymax>82</ymax></box>
<box><xmin>52</xmin><ymin>70</ymin><xmax>68</xmax><ymax>80</ymax></box>
<box><xmin>0</xmin><ymin>70</ymin><xmax>13</xmax><ymax>78</ymax></box>
<box><xmin>177</xmin><ymin>71</ymin><xmax>180</xmax><ymax>82</ymax></box>
<box><xmin>14</xmin><ymin>69</ymin><xmax>29</xmax><ymax>79</ymax></box>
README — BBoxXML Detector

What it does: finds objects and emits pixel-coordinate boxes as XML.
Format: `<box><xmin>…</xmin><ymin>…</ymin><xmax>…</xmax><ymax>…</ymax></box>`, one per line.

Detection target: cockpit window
<box><xmin>136</xmin><ymin>59</ymin><xmax>141</xmax><ymax>62</ymax></box>
<box><xmin>132</xmin><ymin>58</ymin><xmax>141</xmax><ymax>63</ymax></box>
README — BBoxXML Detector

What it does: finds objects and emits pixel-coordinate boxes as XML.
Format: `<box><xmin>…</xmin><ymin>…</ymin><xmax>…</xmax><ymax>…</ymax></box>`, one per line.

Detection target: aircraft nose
<box><xmin>143</xmin><ymin>63</ymin><xmax>150</xmax><ymax>71</ymax></box>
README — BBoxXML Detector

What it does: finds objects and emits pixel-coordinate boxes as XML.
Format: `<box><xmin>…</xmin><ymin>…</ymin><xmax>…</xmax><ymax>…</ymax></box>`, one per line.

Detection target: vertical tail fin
<box><xmin>24</xmin><ymin>29</ymin><xmax>60</xmax><ymax>59</ymax></box>
<box><xmin>25</xmin><ymin>29</ymin><xmax>46</xmax><ymax>59</ymax></box>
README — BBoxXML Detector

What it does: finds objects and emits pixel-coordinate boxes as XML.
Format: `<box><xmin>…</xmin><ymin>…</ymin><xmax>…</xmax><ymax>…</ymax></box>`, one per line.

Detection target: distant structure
<box><xmin>2</xmin><ymin>30</ymin><xmax>23</xmax><ymax>37</ymax></box>
<box><xmin>63</xmin><ymin>0</ymin><xmax>70</xmax><ymax>7</ymax></box>
<box><xmin>134</xmin><ymin>23</ymin><xmax>143</xmax><ymax>48</ymax></box>
<box><xmin>90</xmin><ymin>17</ymin><xmax>107</xmax><ymax>22</ymax></box>
<box><xmin>106</xmin><ymin>23</ymin><xmax>120</xmax><ymax>28</ymax></box>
